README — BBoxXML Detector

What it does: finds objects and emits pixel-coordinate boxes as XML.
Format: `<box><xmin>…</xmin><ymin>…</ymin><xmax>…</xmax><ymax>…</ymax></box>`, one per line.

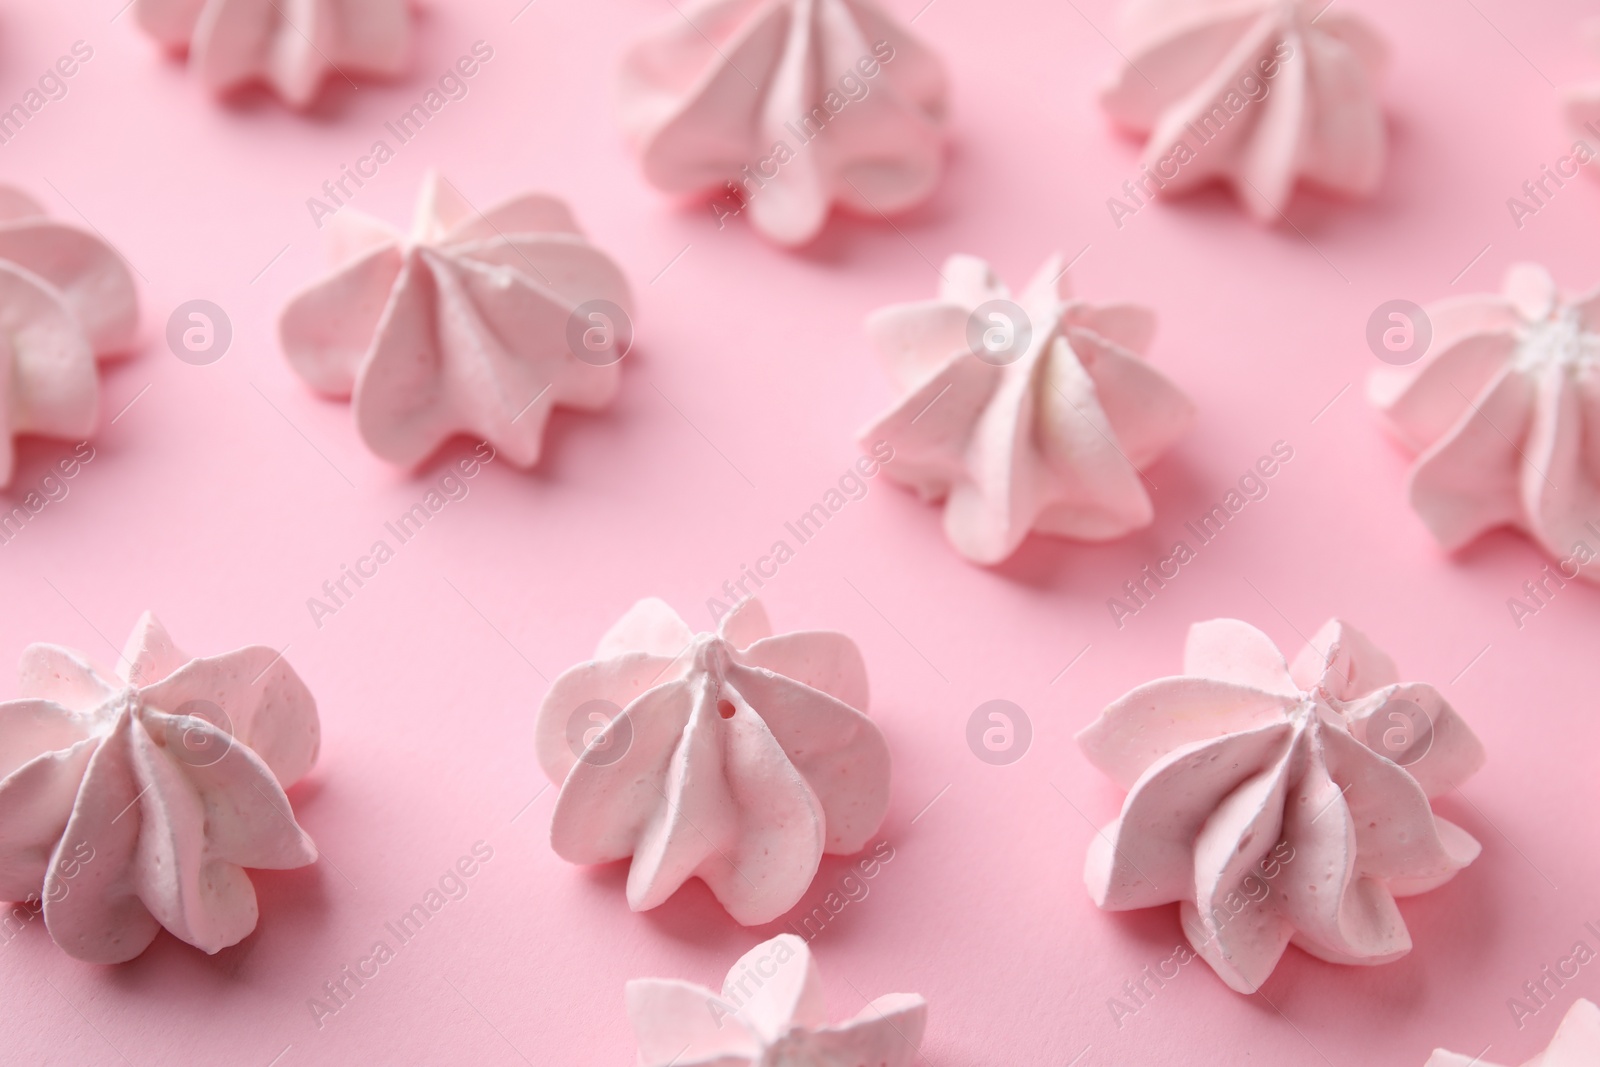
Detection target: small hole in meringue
<box><xmin>717</xmin><ymin>699</ymin><xmax>736</xmax><ymax>719</ymax></box>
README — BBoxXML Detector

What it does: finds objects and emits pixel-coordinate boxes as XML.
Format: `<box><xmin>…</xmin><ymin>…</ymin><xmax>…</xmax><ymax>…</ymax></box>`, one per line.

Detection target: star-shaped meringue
<box><xmin>859</xmin><ymin>253</ymin><xmax>1193</xmax><ymax>564</ymax></box>
<box><xmin>1428</xmin><ymin>999</ymin><xmax>1600</xmax><ymax>1066</ymax></box>
<box><xmin>626</xmin><ymin>934</ymin><xmax>927</xmax><ymax>1067</ymax></box>
<box><xmin>617</xmin><ymin>0</ymin><xmax>948</xmax><ymax>245</ymax></box>
<box><xmin>280</xmin><ymin>171</ymin><xmax>634</xmax><ymax>468</ymax></box>
<box><xmin>0</xmin><ymin>186</ymin><xmax>138</xmax><ymax>487</ymax></box>
<box><xmin>0</xmin><ymin>613</ymin><xmax>319</xmax><ymax>963</ymax></box>
<box><xmin>1100</xmin><ymin>0</ymin><xmax>1388</xmax><ymax>221</ymax></box>
<box><xmin>1078</xmin><ymin>618</ymin><xmax>1484</xmax><ymax>993</ymax></box>
<box><xmin>135</xmin><ymin>0</ymin><xmax>410</xmax><ymax>108</ymax></box>
<box><xmin>535</xmin><ymin>598</ymin><xmax>890</xmax><ymax>925</ymax></box>
<box><xmin>1369</xmin><ymin>264</ymin><xmax>1600</xmax><ymax>579</ymax></box>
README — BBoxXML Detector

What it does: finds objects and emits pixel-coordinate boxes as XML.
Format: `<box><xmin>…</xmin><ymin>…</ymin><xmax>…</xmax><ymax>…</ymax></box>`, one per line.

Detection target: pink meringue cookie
<box><xmin>1100</xmin><ymin>0</ymin><xmax>1388</xmax><ymax>221</ymax></box>
<box><xmin>1369</xmin><ymin>264</ymin><xmax>1600</xmax><ymax>580</ymax></box>
<box><xmin>534</xmin><ymin>598</ymin><xmax>890</xmax><ymax>925</ymax></box>
<box><xmin>859</xmin><ymin>253</ymin><xmax>1194</xmax><ymax>564</ymax></box>
<box><xmin>0</xmin><ymin>613</ymin><xmax>319</xmax><ymax>963</ymax></box>
<box><xmin>617</xmin><ymin>0</ymin><xmax>948</xmax><ymax>246</ymax></box>
<box><xmin>626</xmin><ymin>933</ymin><xmax>927</xmax><ymax>1067</ymax></box>
<box><xmin>1427</xmin><ymin>1000</ymin><xmax>1600</xmax><ymax>1067</ymax></box>
<box><xmin>0</xmin><ymin>186</ymin><xmax>138</xmax><ymax>487</ymax></box>
<box><xmin>1078</xmin><ymin>618</ymin><xmax>1485</xmax><ymax>993</ymax></box>
<box><xmin>280</xmin><ymin>171</ymin><xmax>634</xmax><ymax>468</ymax></box>
<box><xmin>134</xmin><ymin>0</ymin><xmax>410</xmax><ymax>108</ymax></box>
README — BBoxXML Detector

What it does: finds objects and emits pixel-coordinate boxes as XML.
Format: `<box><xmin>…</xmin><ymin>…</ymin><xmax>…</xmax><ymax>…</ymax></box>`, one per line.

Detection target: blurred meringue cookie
<box><xmin>1561</xmin><ymin>19</ymin><xmax>1600</xmax><ymax>167</ymax></box>
<box><xmin>1428</xmin><ymin>999</ymin><xmax>1600</xmax><ymax>1067</ymax></box>
<box><xmin>280</xmin><ymin>171</ymin><xmax>634</xmax><ymax>468</ymax></box>
<box><xmin>535</xmin><ymin>597</ymin><xmax>890</xmax><ymax>925</ymax></box>
<box><xmin>134</xmin><ymin>0</ymin><xmax>410</xmax><ymax>108</ymax></box>
<box><xmin>1078</xmin><ymin>618</ymin><xmax>1485</xmax><ymax>993</ymax></box>
<box><xmin>859</xmin><ymin>253</ymin><xmax>1193</xmax><ymax>564</ymax></box>
<box><xmin>617</xmin><ymin>0</ymin><xmax>948</xmax><ymax>246</ymax></box>
<box><xmin>1100</xmin><ymin>0</ymin><xmax>1388</xmax><ymax>222</ymax></box>
<box><xmin>0</xmin><ymin>613</ymin><xmax>319</xmax><ymax>963</ymax></box>
<box><xmin>1369</xmin><ymin>264</ymin><xmax>1600</xmax><ymax>581</ymax></box>
<box><xmin>0</xmin><ymin>186</ymin><xmax>137</xmax><ymax>487</ymax></box>
<box><xmin>627</xmin><ymin>933</ymin><xmax>926</xmax><ymax>1067</ymax></box>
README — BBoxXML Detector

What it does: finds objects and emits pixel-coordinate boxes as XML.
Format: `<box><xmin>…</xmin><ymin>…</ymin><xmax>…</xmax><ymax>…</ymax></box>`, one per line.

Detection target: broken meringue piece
<box><xmin>1100</xmin><ymin>0</ymin><xmax>1388</xmax><ymax>221</ymax></box>
<box><xmin>534</xmin><ymin>598</ymin><xmax>890</xmax><ymax>925</ymax></box>
<box><xmin>0</xmin><ymin>185</ymin><xmax>138</xmax><ymax>487</ymax></box>
<box><xmin>1368</xmin><ymin>263</ymin><xmax>1600</xmax><ymax>581</ymax></box>
<box><xmin>1427</xmin><ymin>999</ymin><xmax>1600</xmax><ymax>1066</ymax></box>
<box><xmin>626</xmin><ymin>933</ymin><xmax>927</xmax><ymax>1067</ymax></box>
<box><xmin>617</xmin><ymin>0</ymin><xmax>948</xmax><ymax>246</ymax></box>
<box><xmin>280</xmin><ymin>171</ymin><xmax>634</xmax><ymax>468</ymax></box>
<box><xmin>1078</xmin><ymin>618</ymin><xmax>1484</xmax><ymax>993</ymax></box>
<box><xmin>859</xmin><ymin>253</ymin><xmax>1193</xmax><ymax>564</ymax></box>
<box><xmin>134</xmin><ymin>0</ymin><xmax>411</xmax><ymax>108</ymax></box>
<box><xmin>0</xmin><ymin>613</ymin><xmax>319</xmax><ymax>963</ymax></box>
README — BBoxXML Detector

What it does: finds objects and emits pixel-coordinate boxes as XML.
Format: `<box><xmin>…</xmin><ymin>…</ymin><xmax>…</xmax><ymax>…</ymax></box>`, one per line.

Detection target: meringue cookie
<box><xmin>627</xmin><ymin>933</ymin><xmax>927</xmax><ymax>1067</ymax></box>
<box><xmin>1427</xmin><ymin>1000</ymin><xmax>1600</xmax><ymax>1067</ymax></box>
<box><xmin>1078</xmin><ymin>618</ymin><xmax>1485</xmax><ymax>993</ymax></box>
<box><xmin>535</xmin><ymin>598</ymin><xmax>890</xmax><ymax>925</ymax></box>
<box><xmin>280</xmin><ymin>171</ymin><xmax>634</xmax><ymax>468</ymax></box>
<box><xmin>1369</xmin><ymin>264</ymin><xmax>1600</xmax><ymax>580</ymax></box>
<box><xmin>1101</xmin><ymin>0</ymin><xmax>1388</xmax><ymax>221</ymax></box>
<box><xmin>0</xmin><ymin>186</ymin><xmax>138</xmax><ymax>487</ymax></box>
<box><xmin>0</xmin><ymin>613</ymin><xmax>319</xmax><ymax>963</ymax></box>
<box><xmin>617</xmin><ymin>0</ymin><xmax>948</xmax><ymax>246</ymax></box>
<box><xmin>859</xmin><ymin>253</ymin><xmax>1194</xmax><ymax>564</ymax></box>
<box><xmin>134</xmin><ymin>0</ymin><xmax>410</xmax><ymax>108</ymax></box>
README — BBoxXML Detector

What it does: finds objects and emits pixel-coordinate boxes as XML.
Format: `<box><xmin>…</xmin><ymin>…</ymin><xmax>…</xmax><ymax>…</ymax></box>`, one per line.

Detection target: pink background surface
<box><xmin>1</xmin><ymin>0</ymin><xmax>1597</xmax><ymax>1064</ymax></box>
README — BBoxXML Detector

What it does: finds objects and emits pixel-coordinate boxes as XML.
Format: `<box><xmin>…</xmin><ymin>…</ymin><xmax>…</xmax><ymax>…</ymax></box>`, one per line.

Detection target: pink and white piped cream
<box><xmin>0</xmin><ymin>614</ymin><xmax>319</xmax><ymax>963</ymax></box>
<box><xmin>535</xmin><ymin>598</ymin><xmax>890</xmax><ymax>925</ymax></box>
<box><xmin>1078</xmin><ymin>618</ymin><xmax>1484</xmax><ymax>993</ymax></box>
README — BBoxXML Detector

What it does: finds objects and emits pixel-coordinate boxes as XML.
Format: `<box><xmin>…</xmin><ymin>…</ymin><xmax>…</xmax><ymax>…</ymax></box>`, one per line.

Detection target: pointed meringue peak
<box><xmin>534</xmin><ymin>597</ymin><xmax>889</xmax><ymax>925</ymax></box>
<box><xmin>1100</xmin><ymin>0</ymin><xmax>1389</xmax><ymax>222</ymax></box>
<box><xmin>626</xmin><ymin>934</ymin><xmax>928</xmax><ymax>1067</ymax></box>
<box><xmin>134</xmin><ymin>0</ymin><xmax>411</xmax><ymax>109</ymax></box>
<box><xmin>0</xmin><ymin>183</ymin><xmax>139</xmax><ymax>487</ymax></box>
<box><xmin>616</xmin><ymin>0</ymin><xmax>949</xmax><ymax>246</ymax></box>
<box><xmin>279</xmin><ymin>171</ymin><xmax>635</xmax><ymax>469</ymax></box>
<box><xmin>1428</xmin><ymin>999</ymin><xmax>1600</xmax><ymax>1066</ymax></box>
<box><xmin>859</xmin><ymin>253</ymin><xmax>1193</xmax><ymax>564</ymax></box>
<box><xmin>1367</xmin><ymin>263</ymin><xmax>1600</xmax><ymax>581</ymax></box>
<box><xmin>0</xmin><ymin>614</ymin><xmax>319</xmax><ymax>962</ymax></box>
<box><xmin>1077</xmin><ymin>617</ymin><xmax>1484</xmax><ymax>993</ymax></box>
